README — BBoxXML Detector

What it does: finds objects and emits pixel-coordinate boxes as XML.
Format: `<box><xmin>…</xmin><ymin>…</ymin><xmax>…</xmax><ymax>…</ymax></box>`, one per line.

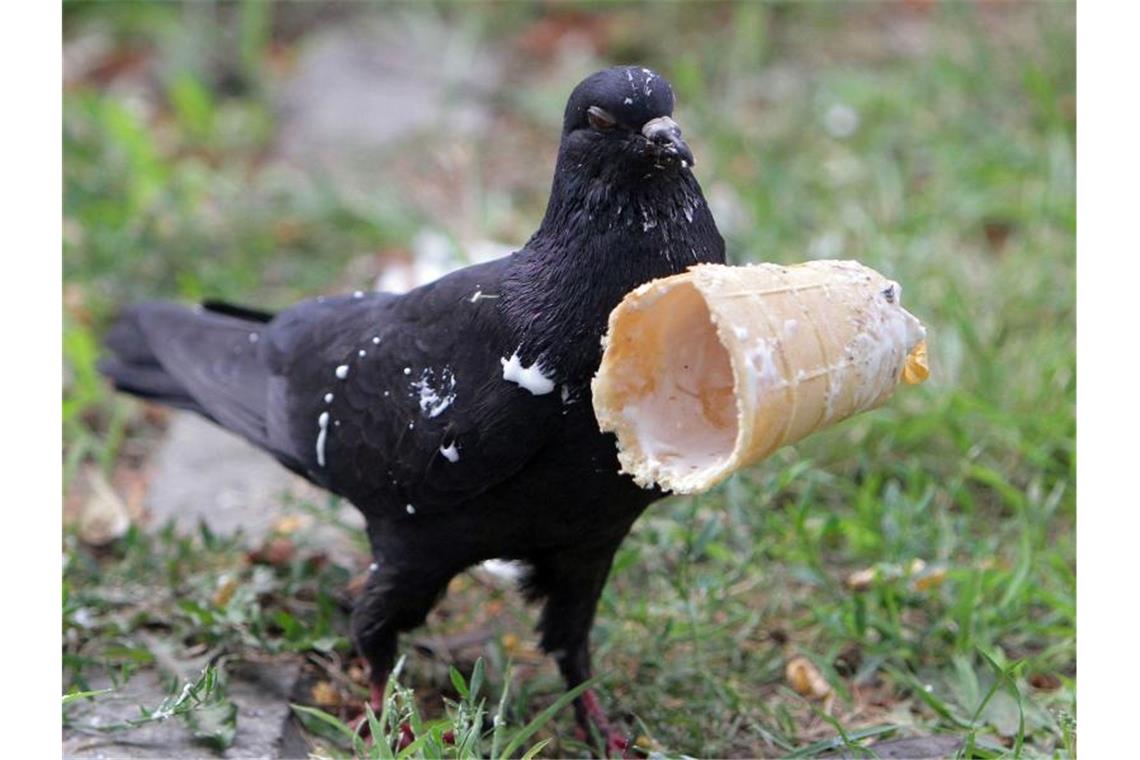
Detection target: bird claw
<box><xmin>574</xmin><ymin>689</ymin><xmax>633</xmax><ymax>758</ymax></box>
<box><xmin>349</xmin><ymin>679</ymin><xmax>389</xmax><ymax>742</ymax></box>
<box><xmin>350</xmin><ymin>711</ymin><xmax>417</xmax><ymax>752</ymax></box>
<box><xmin>574</xmin><ymin>723</ymin><xmax>632</xmax><ymax>758</ymax></box>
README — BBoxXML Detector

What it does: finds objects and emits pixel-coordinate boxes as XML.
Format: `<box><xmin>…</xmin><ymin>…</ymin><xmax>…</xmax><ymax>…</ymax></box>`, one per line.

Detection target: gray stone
<box><xmin>63</xmin><ymin>661</ymin><xmax>311</xmax><ymax>759</ymax></box>
<box><xmin>823</xmin><ymin>734</ymin><xmax>966</xmax><ymax>759</ymax></box>
<box><xmin>144</xmin><ymin>412</ymin><xmax>364</xmax><ymax>561</ymax></box>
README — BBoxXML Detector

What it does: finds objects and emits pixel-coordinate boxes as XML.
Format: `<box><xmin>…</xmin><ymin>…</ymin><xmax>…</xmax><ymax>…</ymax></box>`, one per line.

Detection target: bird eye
<box><xmin>587</xmin><ymin>106</ymin><xmax>617</xmax><ymax>130</ymax></box>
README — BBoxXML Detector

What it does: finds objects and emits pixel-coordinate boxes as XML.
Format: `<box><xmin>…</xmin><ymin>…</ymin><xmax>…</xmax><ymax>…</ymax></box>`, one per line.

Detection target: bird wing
<box><xmin>265</xmin><ymin>257</ymin><xmax>565</xmax><ymax>516</ymax></box>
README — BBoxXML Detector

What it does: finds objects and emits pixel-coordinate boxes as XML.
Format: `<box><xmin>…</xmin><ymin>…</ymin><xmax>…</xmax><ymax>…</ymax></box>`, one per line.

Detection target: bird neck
<box><xmin>502</xmin><ymin>158</ymin><xmax>726</xmax><ymax>386</ymax></box>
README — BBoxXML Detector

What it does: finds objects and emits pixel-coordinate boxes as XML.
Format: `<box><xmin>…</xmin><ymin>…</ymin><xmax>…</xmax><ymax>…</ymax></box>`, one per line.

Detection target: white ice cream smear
<box><xmin>440</xmin><ymin>442</ymin><xmax>460</xmax><ymax>462</ymax></box>
<box><xmin>315</xmin><ymin>412</ymin><xmax>330</xmax><ymax>467</ymax></box>
<box><xmin>335</xmin><ymin>365</ymin><xmax>349</xmax><ymax>380</ymax></box>
<box><xmin>500</xmin><ymin>349</ymin><xmax>555</xmax><ymax>395</ymax></box>
<box><xmin>410</xmin><ymin>367</ymin><xmax>457</xmax><ymax>418</ymax></box>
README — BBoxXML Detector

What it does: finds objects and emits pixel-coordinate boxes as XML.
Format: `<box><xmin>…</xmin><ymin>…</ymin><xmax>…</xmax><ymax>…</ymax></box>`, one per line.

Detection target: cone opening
<box><xmin>604</xmin><ymin>281</ymin><xmax>739</xmax><ymax>487</ymax></box>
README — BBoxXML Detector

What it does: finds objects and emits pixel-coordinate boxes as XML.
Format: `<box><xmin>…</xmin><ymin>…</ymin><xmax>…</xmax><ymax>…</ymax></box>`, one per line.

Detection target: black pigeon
<box><xmin>100</xmin><ymin>66</ymin><xmax>725</xmax><ymax>752</ymax></box>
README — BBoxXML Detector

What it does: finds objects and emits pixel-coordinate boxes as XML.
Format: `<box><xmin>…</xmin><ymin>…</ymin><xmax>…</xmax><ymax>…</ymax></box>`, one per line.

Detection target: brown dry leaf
<box><xmin>311</xmin><ymin>681</ymin><xmax>342</xmax><ymax>709</ymax></box>
<box><xmin>78</xmin><ymin>468</ymin><xmax>131</xmax><ymax>546</ymax></box>
<box><xmin>786</xmin><ymin>656</ymin><xmax>833</xmax><ymax>701</ymax></box>
<box><xmin>1028</xmin><ymin>672</ymin><xmax>1062</xmax><ymax>691</ymax></box>
<box><xmin>499</xmin><ymin>633</ymin><xmax>543</xmax><ymax>663</ymax></box>
<box><xmin>249</xmin><ymin>537</ymin><xmax>296</xmax><ymax>566</ymax></box>
<box><xmin>272</xmin><ymin>514</ymin><xmax>310</xmax><ymax>535</ymax></box>
<box><xmin>912</xmin><ymin>565</ymin><xmax>948</xmax><ymax>592</ymax></box>
<box><xmin>348</xmin><ymin>665</ymin><xmax>368</xmax><ymax>686</ymax></box>
<box><xmin>213</xmin><ymin>576</ymin><xmax>240</xmax><ymax>607</ymax></box>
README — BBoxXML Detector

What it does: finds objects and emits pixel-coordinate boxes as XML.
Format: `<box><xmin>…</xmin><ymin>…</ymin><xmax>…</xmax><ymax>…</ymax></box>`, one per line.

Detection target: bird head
<box><xmin>559</xmin><ymin>66</ymin><xmax>695</xmax><ymax>172</ymax></box>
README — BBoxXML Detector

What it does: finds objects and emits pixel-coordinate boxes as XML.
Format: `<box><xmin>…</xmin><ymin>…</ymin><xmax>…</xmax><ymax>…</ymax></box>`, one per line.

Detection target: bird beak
<box><xmin>641</xmin><ymin>116</ymin><xmax>695</xmax><ymax>168</ymax></box>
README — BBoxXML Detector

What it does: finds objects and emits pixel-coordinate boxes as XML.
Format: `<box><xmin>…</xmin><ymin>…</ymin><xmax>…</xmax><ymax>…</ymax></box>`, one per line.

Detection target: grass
<box><xmin>63</xmin><ymin>2</ymin><xmax>1074</xmax><ymax>757</ymax></box>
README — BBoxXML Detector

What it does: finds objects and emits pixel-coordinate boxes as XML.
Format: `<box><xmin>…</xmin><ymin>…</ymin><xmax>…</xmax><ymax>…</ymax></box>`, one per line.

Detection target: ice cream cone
<box><xmin>591</xmin><ymin>260</ymin><xmax>928</xmax><ymax>494</ymax></box>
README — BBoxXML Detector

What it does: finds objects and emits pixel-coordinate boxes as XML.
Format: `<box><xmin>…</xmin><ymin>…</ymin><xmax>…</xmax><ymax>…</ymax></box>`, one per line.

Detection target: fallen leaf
<box><xmin>272</xmin><ymin>514</ymin><xmax>310</xmax><ymax>534</ymax></box>
<box><xmin>213</xmin><ymin>576</ymin><xmax>240</xmax><ymax>607</ymax></box>
<box><xmin>1028</xmin><ymin>672</ymin><xmax>1062</xmax><ymax>691</ymax></box>
<box><xmin>911</xmin><ymin>565</ymin><xmax>948</xmax><ymax>592</ymax></box>
<box><xmin>248</xmin><ymin>537</ymin><xmax>295</xmax><ymax>566</ymax></box>
<box><xmin>78</xmin><ymin>468</ymin><xmax>131</xmax><ymax>546</ymax></box>
<box><xmin>311</xmin><ymin>680</ymin><xmax>342</xmax><ymax>709</ymax></box>
<box><xmin>786</xmin><ymin>656</ymin><xmax>833</xmax><ymax>700</ymax></box>
<box><xmin>846</xmin><ymin>567</ymin><xmax>878</xmax><ymax>591</ymax></box>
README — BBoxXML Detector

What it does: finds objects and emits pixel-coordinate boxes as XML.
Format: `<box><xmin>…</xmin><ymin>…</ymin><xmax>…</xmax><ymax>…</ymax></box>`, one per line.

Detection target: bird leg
<box><xmin>369</xmin><ymin>675</ymin><xmax>387</xmax><ymax>712</ymax></box>
<box><xmin>559</xmin><ymin>644</ymin><xmax>631</xmax><ymax>757</ymax></box>
<box><xmin>350</xmin><ymin>559</ymin><xmax>456</xmax><ymax>741</ymax></box>
<box><xmin>528</xmin><ymin>543</ymin><xmax>632</xmax><ymax>757</ymax></box>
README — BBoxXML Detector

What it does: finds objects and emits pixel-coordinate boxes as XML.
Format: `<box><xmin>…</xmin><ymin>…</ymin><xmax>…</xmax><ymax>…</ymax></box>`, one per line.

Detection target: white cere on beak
<box><xmin>641</xmin><ymin>115</ymin><xmax>681</xmax><ymax>141</ymax></box>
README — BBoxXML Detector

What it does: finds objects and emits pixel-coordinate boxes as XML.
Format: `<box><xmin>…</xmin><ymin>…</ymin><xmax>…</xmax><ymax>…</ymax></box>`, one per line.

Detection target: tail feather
<box><xmin>100</xmin><ymin>303</ymin><xmax>208</xmax><ymax>414</ymax></box>
<box><xmin>100</xmin><ymin>301</ymin><xmax>276</xmax><ymax>449</ymax></box>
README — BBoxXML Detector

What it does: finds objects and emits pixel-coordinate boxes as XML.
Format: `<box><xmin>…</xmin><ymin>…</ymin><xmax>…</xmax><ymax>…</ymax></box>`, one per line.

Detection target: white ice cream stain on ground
<box><xmin>335</xmin><ymin>365</ymin><xmax>349</xmax><ymax>379</ymax></box>
<box><xmin>324</xmin><ymin>392</ymin><xmax>334</xmax><ymax>403</ymax></box>
<box><xmin>316</xmin><ymin>411</ymin><xmax>330</xmax><ymax>467</ymax></box>
<box><xmin>440</xmin><ymin>442</ymin><xmax>460</xmax><ymax>462</ymax></box>
<box><xmin>406</xmin><ymin>504</ymin><xmax>416</xmax><ymax>515</ymax></box>
<box><xmin>500</xmin><ymin>349</ymin><xmax>555</xmax><ymax>395</ymax></box>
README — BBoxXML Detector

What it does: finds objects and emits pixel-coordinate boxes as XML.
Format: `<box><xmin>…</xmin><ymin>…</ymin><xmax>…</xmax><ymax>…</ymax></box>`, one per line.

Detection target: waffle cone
<box><xmin>591</xmin><ymin>260</ymin><xmax>928</xmax><ymax>494</ymax></box>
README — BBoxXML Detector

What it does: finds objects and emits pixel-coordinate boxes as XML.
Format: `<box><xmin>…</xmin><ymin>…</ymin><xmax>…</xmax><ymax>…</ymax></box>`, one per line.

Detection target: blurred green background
<box><xmin>63</xmin><ymin>2</ymin><xmax>1074</xmax><ymax>758</ymax></box>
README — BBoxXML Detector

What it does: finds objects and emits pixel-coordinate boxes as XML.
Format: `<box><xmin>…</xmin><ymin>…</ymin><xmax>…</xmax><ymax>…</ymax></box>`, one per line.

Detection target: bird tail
<box><xmin>98</xmin><ymin>301</ymin><xmax>277</xmax><ymax>449</ymax></box>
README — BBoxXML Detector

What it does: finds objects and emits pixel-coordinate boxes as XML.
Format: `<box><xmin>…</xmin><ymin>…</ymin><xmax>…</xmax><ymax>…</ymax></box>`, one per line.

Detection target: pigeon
<box><xmin>100</xmin><ymin>65</ymin><xmax>725</xmax><ymax>752</ymax></box>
